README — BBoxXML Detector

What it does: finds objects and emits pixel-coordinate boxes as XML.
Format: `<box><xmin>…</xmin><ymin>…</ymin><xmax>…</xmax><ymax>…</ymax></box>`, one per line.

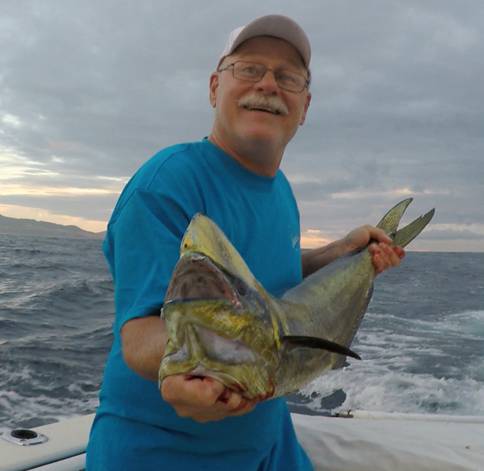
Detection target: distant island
<box><xmin>0</xmin><ymin>214</ymin><xmax>105</xmax><ymax>239</ymax></box>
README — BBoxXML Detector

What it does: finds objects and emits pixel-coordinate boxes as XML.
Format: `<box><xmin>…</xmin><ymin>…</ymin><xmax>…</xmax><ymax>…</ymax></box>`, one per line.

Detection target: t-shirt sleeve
<box><xmin>105</xmin><ymin>162</ymin><xmax>203</xmax><ymax>333</ymax></box>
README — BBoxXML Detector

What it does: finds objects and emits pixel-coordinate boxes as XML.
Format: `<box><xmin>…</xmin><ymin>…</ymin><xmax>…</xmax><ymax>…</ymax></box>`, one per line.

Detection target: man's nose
<box><xmin>255</xmin><ymin>70</ymin><xmax>279</xmax><ymax>93</ymax></box>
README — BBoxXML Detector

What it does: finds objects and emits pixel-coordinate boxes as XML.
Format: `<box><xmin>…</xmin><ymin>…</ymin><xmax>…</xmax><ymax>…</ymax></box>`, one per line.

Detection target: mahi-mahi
<box><xmin>159</xmin><ymin>198</ymin><xmax>435</xmax><ymax>400</ymax></box>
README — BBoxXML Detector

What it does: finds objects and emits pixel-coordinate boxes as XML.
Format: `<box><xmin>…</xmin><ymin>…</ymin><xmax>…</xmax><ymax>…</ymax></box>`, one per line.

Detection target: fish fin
<box><xmin>376</xmin><ymin>198</ymin><xmax>413</xmax><ymax>235</ymax></box>
<box><xmin>392</xmin><ymin>208</ymin><xmax>435</xmax><ymax>248</ymax></box>
<box><xmin>281</xmin><ymin>335</ymin><xmax>361</xmax><ymax>360</ymax></box>
<box><xmin>181</xmin><ymin>213</ymin><xmax>260</xmax><ymax>292</ymax></box>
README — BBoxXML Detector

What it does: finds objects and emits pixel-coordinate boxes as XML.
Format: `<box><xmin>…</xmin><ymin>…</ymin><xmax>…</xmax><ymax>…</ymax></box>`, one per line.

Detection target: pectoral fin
<box><xmin>281</xmin><ymin>335</ymin><xmax>361</xmax><ymax>360</ymax></box>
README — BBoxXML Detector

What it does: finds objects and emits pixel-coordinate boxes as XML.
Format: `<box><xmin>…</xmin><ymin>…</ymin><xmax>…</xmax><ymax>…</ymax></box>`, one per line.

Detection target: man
<box><xmin>86</xmin><ymin>14</ymin><xmax>404</xmax><ymax>470</ymax></box>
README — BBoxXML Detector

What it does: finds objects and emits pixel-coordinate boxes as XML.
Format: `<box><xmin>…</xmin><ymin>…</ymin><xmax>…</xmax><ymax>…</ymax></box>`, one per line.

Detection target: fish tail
<box><xmin>392</xmin><ymin>208</ymin><xmax>435</xmax><ymax>248</ymax></box>
<box><xmin>376</xmin><ymin>198</ymin><xmax>435</xmax><ymax>247</ymax></box>
<box><xmin>376</xmin><ymin>198</ymin><xmax>413</xmax><ymax>234</ymax></box>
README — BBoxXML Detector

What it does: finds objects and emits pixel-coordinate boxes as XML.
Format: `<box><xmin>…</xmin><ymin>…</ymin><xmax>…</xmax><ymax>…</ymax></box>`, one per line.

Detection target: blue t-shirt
<box><xmin>86</xmin><ymin>139</ymin><xmax>313</xmax><ymax>470</ymax></box>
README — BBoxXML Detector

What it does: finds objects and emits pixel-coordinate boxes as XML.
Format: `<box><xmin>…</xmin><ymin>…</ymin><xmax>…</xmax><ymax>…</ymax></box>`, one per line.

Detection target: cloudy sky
<box><xmin>1</xmin><ymin>1</ymin><xmax>483</xmax><ymax>251</ymax></box>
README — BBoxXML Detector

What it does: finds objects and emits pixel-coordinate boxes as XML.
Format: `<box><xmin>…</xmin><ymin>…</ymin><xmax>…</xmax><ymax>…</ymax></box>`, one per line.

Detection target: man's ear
<box><xmin>299</xmin><ymin>92</ymin><xmax>312</xmax><ymax>125</ymax></box>
<box><xmin>209</xmin><ymin>72</ymin><xmax>219</xmax><ymax>108</ymax></box>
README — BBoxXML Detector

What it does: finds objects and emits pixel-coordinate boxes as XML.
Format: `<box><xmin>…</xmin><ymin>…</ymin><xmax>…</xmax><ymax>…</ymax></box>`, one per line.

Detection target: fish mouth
<box><xmin>165</xmin><ymin>253</ymin><xmax>244</xmax><ymax>307</ymax></box>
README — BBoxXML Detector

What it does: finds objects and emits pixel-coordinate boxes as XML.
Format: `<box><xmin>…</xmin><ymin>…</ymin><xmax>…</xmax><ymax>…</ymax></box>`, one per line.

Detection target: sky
<box><xmin>1</xmin><ymin>1</ymin><xmax>483</xmax><ymax>251</ymax></box>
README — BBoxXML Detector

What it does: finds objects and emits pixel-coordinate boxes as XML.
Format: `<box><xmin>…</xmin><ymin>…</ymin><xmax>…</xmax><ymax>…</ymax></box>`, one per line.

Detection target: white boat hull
<box><xmin>1</xmin><ymin>412</ymin><xmax>483</xmax><ymax>470</ymax></box>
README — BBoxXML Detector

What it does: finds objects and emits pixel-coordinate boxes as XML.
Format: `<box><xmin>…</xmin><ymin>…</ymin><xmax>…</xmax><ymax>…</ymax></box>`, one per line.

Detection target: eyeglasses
<box><xmin>218</xmin><ymin>60</ymin><xmax>309</xmax><ymax>93</ymax></box>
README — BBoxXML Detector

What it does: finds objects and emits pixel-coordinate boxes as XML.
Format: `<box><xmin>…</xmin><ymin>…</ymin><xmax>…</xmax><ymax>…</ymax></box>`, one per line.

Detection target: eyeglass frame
<box><xmin>217</xmin><ymin>60</ymin><xmax>311</xmax><ymax>93</ymax></box>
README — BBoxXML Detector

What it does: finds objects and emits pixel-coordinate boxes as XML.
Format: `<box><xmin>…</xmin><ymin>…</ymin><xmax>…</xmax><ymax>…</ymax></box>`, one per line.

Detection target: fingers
<box><xmin>187</xmin><ymin>375</ymin><xmax>226</xmax><ymax>406</ymax></box>
<box><xmin>367</xmin><ymin>227</ymin><xmax>392</xmax><ymax>244</ymax></box>
<box><xmin>217</xmin><ymin>388</ymin><xmax>256</xmax><ymax>416</ymax></box>
<box><xmin>161</xmin><ymin>375</ymin><xmax>256</xmax><ymax>423</ymax></box>
<box><xmin>344</xmin><ymin>225</ymin><xmax>393</xmax><ymax>254</ymax></box>
<box><xmin>162</xmin><ymin>375</ymin><xmax>223</xmax><ymax>408</ymax></box>
<box><xmin>227</xmin><ymin>403</ymin><xmax>256</xmax><ymax>417</ymax></box>
<box><xmin>369</xmin><ymin>242</ymin><xmax>405</xmax><ymax>274</ymax></box>
<box><xmin>393</xmin><ymin>245</ymin><xmax>405</xmax><ymax>259</ymax></box>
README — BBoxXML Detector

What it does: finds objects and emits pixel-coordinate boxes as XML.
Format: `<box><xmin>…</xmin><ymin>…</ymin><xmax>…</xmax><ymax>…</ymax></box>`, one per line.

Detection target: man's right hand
<box><xmin>122</xmin><ymin>317</ymin><xmax>256</xmax><ymax>422</ymax></box>
<box><xmin>160</xmin><ymin>374</ymin><xmax>256</xmax><ymax>423</ymax></box>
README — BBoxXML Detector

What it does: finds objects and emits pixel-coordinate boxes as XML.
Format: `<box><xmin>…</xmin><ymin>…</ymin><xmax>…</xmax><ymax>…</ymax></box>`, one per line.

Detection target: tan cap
<box><xmin>219</xmin><ymin>14</ymin><xmax>311</xmax><ymax>68</ymax></box>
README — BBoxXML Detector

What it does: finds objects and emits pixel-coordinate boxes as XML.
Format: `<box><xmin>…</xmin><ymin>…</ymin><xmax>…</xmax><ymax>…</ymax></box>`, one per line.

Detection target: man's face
<box><xmin>209</xmin><ymin>36</ymin><xmax>311</xmax><ymax>157</ymax></box>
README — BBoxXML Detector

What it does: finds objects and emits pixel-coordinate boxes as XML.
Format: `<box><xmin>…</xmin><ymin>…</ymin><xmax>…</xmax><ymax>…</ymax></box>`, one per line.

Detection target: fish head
<box><xmin>158</xmin><ymin>214</ymin><xmax>282</xmax><ymax>400</ymax></box>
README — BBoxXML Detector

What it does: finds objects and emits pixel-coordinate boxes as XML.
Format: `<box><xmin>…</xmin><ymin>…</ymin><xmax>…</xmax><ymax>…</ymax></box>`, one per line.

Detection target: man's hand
<box><xmin>161</xmin><ymin>375</ymin><xmax>256</xmax><ymax>423</ymax></box>
<box><xmin>344</xmin><ymin>224</ymin><xmax>405</xmax><ymax>274</ymax></box>
<box><xmin>302</xmin><ymin>224</ymin><xmax>405</xmax><ymax>278</ymax></box>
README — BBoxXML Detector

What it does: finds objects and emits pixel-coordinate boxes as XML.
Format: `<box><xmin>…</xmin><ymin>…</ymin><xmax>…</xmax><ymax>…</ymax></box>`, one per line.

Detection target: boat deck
<box><xmin>1</xmin><ymin>411</ymin><xmax>483</xmax><ymax>470</ymax></box>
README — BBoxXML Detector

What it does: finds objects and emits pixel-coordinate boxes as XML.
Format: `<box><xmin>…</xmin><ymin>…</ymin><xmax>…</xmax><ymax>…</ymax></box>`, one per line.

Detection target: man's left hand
<box><xmin>344</xmin><ymin>225</ymin><xmax>405</xmax><ymax>274</ymax></box>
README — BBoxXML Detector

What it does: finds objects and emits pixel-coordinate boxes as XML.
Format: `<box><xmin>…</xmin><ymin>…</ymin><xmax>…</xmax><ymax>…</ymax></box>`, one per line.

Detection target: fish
<box><xmin>158</xmin><ymin>198</ymin><xmax>435</xmax><ymax>401</ymax></box>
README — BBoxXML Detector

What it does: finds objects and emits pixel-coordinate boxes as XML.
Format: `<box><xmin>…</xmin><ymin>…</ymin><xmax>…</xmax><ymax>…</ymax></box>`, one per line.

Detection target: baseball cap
<box><xmin>218</xmin><ymin>14</ymin><xmax>311</xmax><ymax>69</ymax></box>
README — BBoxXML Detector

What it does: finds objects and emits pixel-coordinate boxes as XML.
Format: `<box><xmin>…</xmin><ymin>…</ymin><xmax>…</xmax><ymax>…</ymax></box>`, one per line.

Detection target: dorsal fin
<box><xmin>181</xmin><ymin>214</ymin><xmax>261</xmax><ymax>293</ymax></box>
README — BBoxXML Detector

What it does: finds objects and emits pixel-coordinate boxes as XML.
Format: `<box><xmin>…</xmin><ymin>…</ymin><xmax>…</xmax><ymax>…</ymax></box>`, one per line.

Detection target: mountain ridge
<box><xmin>0</xmin><ymin>214</ymin><xmax>105</xmax><ymax>239</ymax></box>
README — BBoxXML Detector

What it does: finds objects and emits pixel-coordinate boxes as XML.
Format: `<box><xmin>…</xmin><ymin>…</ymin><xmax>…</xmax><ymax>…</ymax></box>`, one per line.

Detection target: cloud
<box><xmin>424</xmin><ymin>230</ymin><xmax>484</xmax><ymax>241</ymax></box>
<box><xmin>0</xmin><ymin>194</ymin><xmax>118</xmax><ymax>221</ymax></box>
<box><xmin>0</xmin><ymin>1</ymin><xmax>483</xmax><ymax>251</ymax></box>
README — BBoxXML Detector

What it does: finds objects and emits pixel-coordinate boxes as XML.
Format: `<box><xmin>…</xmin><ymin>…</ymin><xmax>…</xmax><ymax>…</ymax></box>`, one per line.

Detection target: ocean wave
<box><xmin>364</xmin><ymin>309</ymin><xmax>484</xmax><ymax>341</ymax></box>
<box><xmin>300</xmin><ymin>362</ymin><xmax>484</xmax><ymax>416</ymax></box>
<box><xmin>3</xmin><ymin>277</ymin><xmax>113</xmax><ymax>313</ymax></box>
<box><xmin>2</xmin><ymin>238</ymin><xmax>483</xmax><ymax>427</ymax></box>
<box><xmin>0</xmin><ymin>387</ymin><xmax>100</xmax><ymax>429</ymax></box>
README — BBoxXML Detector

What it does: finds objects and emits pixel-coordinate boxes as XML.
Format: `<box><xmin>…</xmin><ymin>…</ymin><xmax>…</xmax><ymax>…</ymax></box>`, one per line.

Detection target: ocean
<box><xmin>1</xmin><ymin>233</ymin><xmax>483</xmax><ymax>429</ymax></box>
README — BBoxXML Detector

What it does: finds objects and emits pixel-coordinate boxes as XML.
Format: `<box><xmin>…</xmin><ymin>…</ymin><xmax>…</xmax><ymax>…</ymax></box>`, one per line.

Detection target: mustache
<box><xmin>238</xmin><ymin>93</ymin><xmax>289</xmax><ymax>116</ymax></box>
